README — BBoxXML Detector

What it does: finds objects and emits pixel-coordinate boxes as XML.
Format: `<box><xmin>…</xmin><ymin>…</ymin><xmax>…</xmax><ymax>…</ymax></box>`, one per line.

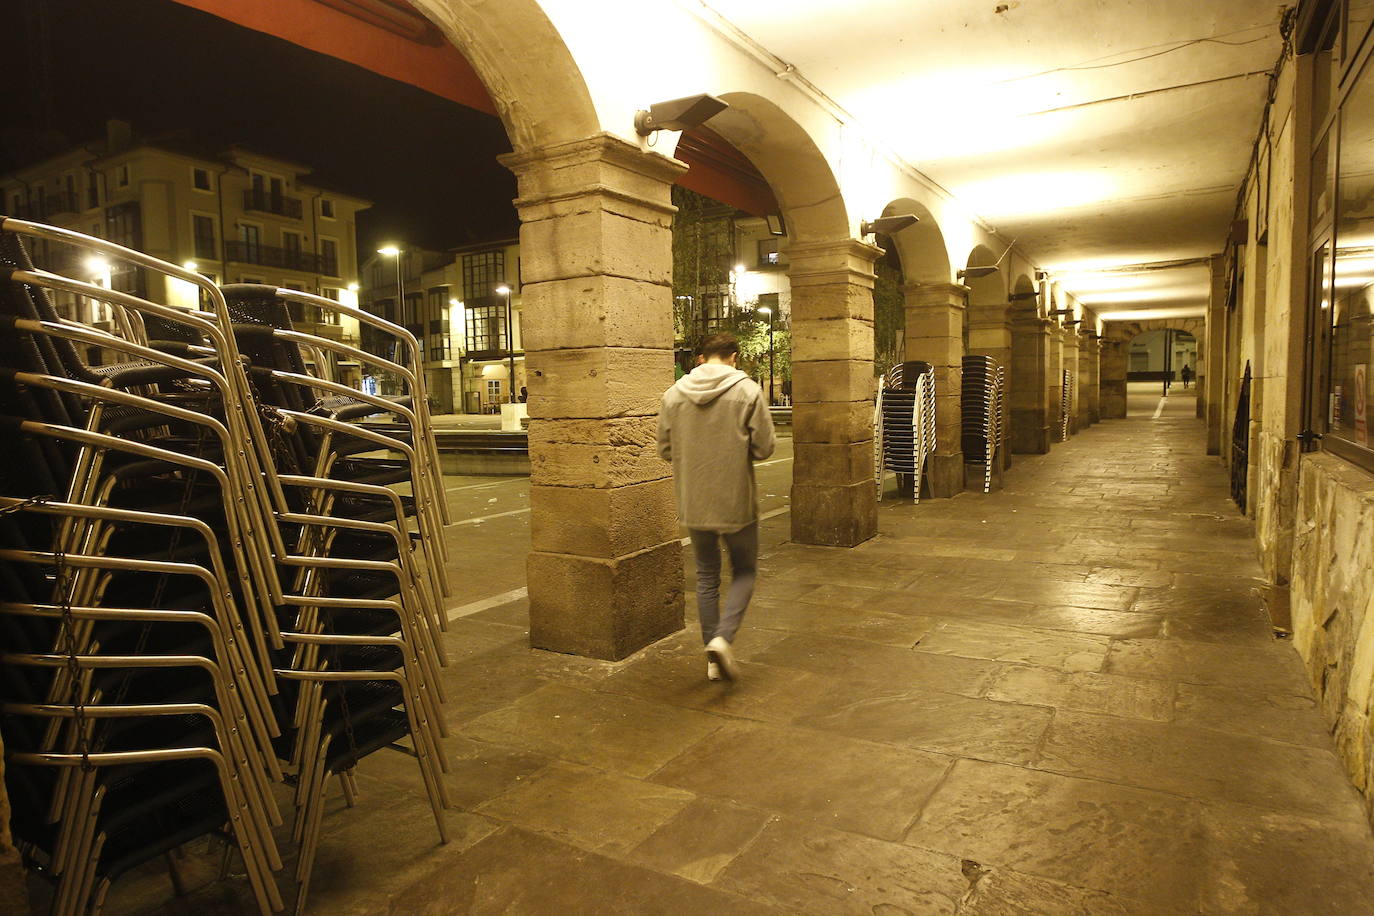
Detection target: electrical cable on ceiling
<box><xmin>990</xmin><ymin>23</ymin><xmax>1279</xmax><ymax>85</ymax></box>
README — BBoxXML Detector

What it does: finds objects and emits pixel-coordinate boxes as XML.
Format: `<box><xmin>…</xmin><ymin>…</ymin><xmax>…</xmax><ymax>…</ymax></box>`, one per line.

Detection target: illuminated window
<box><xmin>757</xmin><ymin>237</ymin><xmax>780</xmax><ymax>267</ymax></box>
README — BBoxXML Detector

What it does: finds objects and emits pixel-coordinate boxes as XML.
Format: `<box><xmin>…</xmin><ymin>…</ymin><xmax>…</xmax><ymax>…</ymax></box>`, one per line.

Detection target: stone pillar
<box><xmin>903</xmin><ymin>282</ymin><xmax>967</xmax><ymax>495</ymax></box>
<box><xmin>1009</xmin><ymin>315</ymin><xmax>1053</xmax><ymax>453</ymax></box>
<box><xmin>1048</xmin><ymin>324</ymin><xmax>1066</xmax><ymax>442</ymax></box>
<box><xmin>1084</xmin><ymin>334</ymin><xmax>1102</xmax><ymax>424</ymax></box>
<box><xmin>1100</xmin><ymin>337</ymin><xmax>1128</xmax><ymax>418</ymax></box>
<box><xmin>789</xmin><ymin>239</ymin><xmax>881</xmax><ymax>547</ymax></box>
<box><xmin>1061</xmin><ymin>327</ymin><xmax>1081</xmax><ymax>435</ymax></box>
<box><xmin>1204</xmin><ymin>256</ymin><xmax>1227</xmax><ymax>454</ymax></box>
<box><xmin>968</xmin><ymin>302</ymin><xmax>1013</xmax><ymax>470</ymax></box>
<box><xmin>500</xmin><ymin>134</ymin><xmax>684</xmax><ymax>660</ymax></box>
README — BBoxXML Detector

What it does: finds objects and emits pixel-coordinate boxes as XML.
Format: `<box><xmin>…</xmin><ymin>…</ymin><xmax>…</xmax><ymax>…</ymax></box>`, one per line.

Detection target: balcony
<box><xmin>242</xmin><ymin>189</ymin><xmax>303</xmax><ymax>219</ymax></box>
<box><xmin>224</xmin><ymin>240</ymin><xmax>336</xmax><ymax>275</ymax></box>
<box><xmin>44</xmin><ymin>191</ymin><xmax>81</xmax><ymax>215</ymax></box>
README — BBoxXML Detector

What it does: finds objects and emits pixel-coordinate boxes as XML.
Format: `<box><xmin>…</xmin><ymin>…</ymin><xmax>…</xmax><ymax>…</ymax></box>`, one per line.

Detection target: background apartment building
<box><xmin>1</xmin><ymin>120</ymin><xmax>370</xmax><ymax>350</ymax></box>
<box><xmin>360</xmin><ymin>239</ymin><xmax>525</xmax><ymax>415</ymax></box>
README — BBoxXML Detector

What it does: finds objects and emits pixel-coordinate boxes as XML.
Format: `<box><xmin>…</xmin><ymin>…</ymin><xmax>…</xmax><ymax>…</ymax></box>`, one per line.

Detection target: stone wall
<box><xmin>1289</xmin><ymin>453</ymin><xmax>1374</xmax><ymax>822</ymax></box>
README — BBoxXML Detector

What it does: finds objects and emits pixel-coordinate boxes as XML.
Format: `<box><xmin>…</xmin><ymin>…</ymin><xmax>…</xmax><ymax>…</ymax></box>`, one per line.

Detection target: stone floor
<box><xmin>62</xmin><ymin>411</ymin><xmax>1374</xmax><ymax>914</ymax></box>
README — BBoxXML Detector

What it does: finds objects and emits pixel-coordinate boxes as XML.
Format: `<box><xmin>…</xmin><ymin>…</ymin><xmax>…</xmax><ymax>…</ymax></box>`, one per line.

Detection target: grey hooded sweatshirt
<box><xmin>657</xmin><ymin>363</ymin><xmax>776</xmax><ymax>533</ymax></box>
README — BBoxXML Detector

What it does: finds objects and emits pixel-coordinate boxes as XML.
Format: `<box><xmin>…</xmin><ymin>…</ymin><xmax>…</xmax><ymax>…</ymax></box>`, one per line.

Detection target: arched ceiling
<box><xmin>702</xmin><ymin>0</ymin><xmax>1286</xmax><ymax>318</ymax></box>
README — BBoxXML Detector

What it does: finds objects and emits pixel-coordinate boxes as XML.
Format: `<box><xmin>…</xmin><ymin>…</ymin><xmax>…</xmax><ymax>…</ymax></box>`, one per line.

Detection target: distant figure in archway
<box><xmin>1180</xmin><ymin>365</ymin><xmax>1193</xmax><ymax>389</ymax></box>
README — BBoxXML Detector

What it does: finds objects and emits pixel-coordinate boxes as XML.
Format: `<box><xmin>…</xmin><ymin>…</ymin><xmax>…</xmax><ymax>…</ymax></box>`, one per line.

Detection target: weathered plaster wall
<box><xmin>1289</xmin><ymin>453</ymin><xmax>1374</xmax><ymax>821</ymax></box>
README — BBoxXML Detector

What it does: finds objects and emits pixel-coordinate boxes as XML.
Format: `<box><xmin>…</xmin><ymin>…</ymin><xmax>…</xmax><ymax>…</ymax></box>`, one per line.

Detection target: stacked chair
<box><xmin>1060</xmin><ymin>368</ymin><xmax>1074</xmax><ymax>441</ymax></box>
<box><xmin>0</xmin><ymin>215</ymin><xmax>452</xmax><ymax>914</ymax></box>
<box><xmin>960</xmin><ymin>355</ymin><xmax>1006</xmax><ymax>493</ymax></box>
<box><xmin>873</xmin><ymin>361</ymin><xmax>937</xmax><ymax>503</ymax></box>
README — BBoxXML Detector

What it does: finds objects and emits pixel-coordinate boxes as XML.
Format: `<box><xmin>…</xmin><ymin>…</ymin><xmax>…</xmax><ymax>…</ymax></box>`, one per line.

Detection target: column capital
<box><xmin>500</xmin><ymin>132</ymin><xmax>685</xmax><ymax>219</ymax></box>
<box><xmin>902</xmin><ymin>281</ymin><xmax>969</xmax><ymax>309</ymax></box>
<box><xmin>786</xmin><ymin>237</ymin><xmax>884</xmax><ymax>287</ymax></box>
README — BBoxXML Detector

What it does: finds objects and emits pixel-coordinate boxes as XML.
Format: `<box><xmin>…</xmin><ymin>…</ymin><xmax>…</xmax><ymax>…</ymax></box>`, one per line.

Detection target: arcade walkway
<box><xmin>96</xmin><ymin>415</ymin><xmax>1374</xmax><ymax>915</ymax></box>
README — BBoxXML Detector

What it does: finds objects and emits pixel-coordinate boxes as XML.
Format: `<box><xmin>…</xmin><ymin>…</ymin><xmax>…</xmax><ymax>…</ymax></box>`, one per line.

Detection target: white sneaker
<box><xmin>707</xmin><ymin>661</ymin><xmax>722</xmax><ymax>681</ymax></box>
<box><xmin>706</xmin><ymin>636</ymin><xmax>738</xmax><ymax>681</ymax></box>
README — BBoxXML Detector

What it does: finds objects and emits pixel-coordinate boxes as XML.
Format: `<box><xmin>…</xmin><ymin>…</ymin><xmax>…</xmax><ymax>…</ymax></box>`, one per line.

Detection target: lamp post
<box><xmin>377</xmin><ymin>244</ymin><xmax>406</xmax><ymax>348</ymax></box>
<box><xmin>496</xmin><ymin>284</ymin><xmax>516</xmax><ymax>403</ymax></box>
<box><xmin>758</xmin><ymin>305</ymin><xmax>775</xmax><ymax>406</ymax></box>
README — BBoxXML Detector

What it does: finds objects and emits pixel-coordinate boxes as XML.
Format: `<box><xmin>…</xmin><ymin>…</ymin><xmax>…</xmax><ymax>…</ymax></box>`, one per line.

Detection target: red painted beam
<box><xmin>167</xmin><ymin>0</ymin><xmax>496</xmax><ymax>115</ymax></box>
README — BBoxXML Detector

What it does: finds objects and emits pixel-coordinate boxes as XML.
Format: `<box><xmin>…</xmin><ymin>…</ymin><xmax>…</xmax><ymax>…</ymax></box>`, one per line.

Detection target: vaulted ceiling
<box><xmin>705</xmin><ymin>0</ymin><xmax>1288</xmax><ymax>317</ymax></box>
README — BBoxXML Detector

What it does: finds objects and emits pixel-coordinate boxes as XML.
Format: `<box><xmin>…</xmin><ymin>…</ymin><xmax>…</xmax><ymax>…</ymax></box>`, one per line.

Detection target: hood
<box><xmin>674</xmin><ymin>363</ymin><xmax>749</xmax><ymax>405</ymax></box>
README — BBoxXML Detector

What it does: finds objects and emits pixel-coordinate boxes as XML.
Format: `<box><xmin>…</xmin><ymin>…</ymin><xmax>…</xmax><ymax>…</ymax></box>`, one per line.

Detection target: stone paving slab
<box><xmin>81</xmin><ymin>416</ymin><xmax>1374</xmax><ymax>915</ymax></box>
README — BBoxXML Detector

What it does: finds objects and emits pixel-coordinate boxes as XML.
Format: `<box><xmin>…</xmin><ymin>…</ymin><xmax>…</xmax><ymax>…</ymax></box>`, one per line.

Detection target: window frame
<box><xmin>1305</xmin><ymin>0</ymin><xmax>1374</xmax><ymax>473</ymax></box>
<box><xmin>191</xmin><ymin>167</ymin><xmax>213</xmax><ymax>193</ymax></box>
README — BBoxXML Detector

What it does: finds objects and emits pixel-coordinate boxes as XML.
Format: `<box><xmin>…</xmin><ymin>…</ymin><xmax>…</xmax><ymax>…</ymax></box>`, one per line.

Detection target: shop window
<box><xmin>757</xmin><ymin>237</ymin><xmax>780</xmax><ymax>267</ymax></box>
<box><xmin>1327</xmin><ymin>49</ymin><xmax>1374</xmax><ymax>465</ymax></box>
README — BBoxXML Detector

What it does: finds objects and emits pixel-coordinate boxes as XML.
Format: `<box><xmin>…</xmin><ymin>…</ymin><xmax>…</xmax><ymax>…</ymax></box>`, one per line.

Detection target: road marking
<box><xmin>756</xmin><ymin>457</ymin><xmax>793</xmax><ymax>467</ymax></box>
<box><xmin>446</xmin><ymin>479</ymin><xmax>524</xmax><ymax>493</ymax></box>
<box><xmin>446</xmin><ymin>586</ymin><xmax>527</xmax><ymax>622</ymax></box>
<box><xmin>451</xmin><ymin>507</ymin><xmax>530</xmax><ymax>525</ymax></box>
<box><xmin>1152</xmin><ymin>397</ymin><xmax>1166</xmax><ymax>420</ymax></box>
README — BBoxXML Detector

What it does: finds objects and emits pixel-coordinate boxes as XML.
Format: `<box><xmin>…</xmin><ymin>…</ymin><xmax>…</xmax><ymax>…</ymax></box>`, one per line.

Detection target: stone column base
<box><xmin>792</xmin><ymin>482</ymin><xmax>878</xmax><ymax>547</ymax></box>
<box><xmin>926</xmin><ymin>452</ymin><xmax>967</xmax><ymax>497</ymax></box>
<box><xmin>528</xmin><ymin>542</ymin><xmax>684</xmax><ymax>660</ymax></box>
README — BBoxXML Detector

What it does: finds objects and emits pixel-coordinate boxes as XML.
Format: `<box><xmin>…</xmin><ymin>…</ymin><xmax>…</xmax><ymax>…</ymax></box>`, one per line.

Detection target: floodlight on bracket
<box><xmin>1063</xmin><ymin>319</ymin><xmax>1082</xmax><ymax>326</ymax></box>
<box><xmin>957</xmin><ymin>239</ymin><xmax>1017</xmax><ymax>281</ymax></box>
<box><xmin>1008</xmin><ymin>291</ymin><xmax>1039</xmax><ymax>301</ymax></box>
<box><xmin>1048</xmin><ymin>309</ymin><xmax>1074</xmax><ymax>316</ymax></box>
<box><xmin>860</xmin><ymin>214</ymin><xmax>920</xmax><ymax>237</ymax></box>
<box><xmin>634</xmin><ymin>94</ymin><xmax>729</xmax><ymax>136</ymax></box>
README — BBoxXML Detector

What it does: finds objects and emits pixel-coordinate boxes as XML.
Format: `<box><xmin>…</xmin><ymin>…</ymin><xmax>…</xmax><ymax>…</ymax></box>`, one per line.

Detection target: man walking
<box><xmin>658</xmin><ymin>332</ymin><xmax>775</xmax><ymax>681</ymax></box>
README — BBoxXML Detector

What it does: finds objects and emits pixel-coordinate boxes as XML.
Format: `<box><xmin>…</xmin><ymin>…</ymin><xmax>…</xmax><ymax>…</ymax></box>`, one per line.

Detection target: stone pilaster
<box><xmin>968</xmin><ymin>302</ymin><xmax>1013</xmax><ymax>471</ymax></box>
<box><xmin>1009</xmin><ymin>315</ymin><xmax>1053</xmax><ymax>453</ymax></box>
<box><xmin>1083</xmin><ymin>334</ymin><xmax>1102</xmax><ymax>424</ymax></box>
<box><xmin>1204</xmin><ymin>256</ymin><xmax>1227</xmax><ymax>454</ymax></box>
<box><xmin>1099</xmin><ymin>337</ymin><xmax>1128</xmax><ymax>419</ymax></box>
<box><xmin>500</xmin><ymin>134</ymin><xmax>684</xmax><ymax>660</ymax></box>
<box><xmin>1062</xmin><ymin>327</ymin><xmax>1081</xmax><ymax>435</ymax></box>
<box><xmin>788</xmin><ymin>239</ymin><xmax>881</xmax><ymax>547</ymax></box>
<box><xmin>903</xmin><ymin>282</ymin><xmax>967</xmax><ymax>496</ymax></box>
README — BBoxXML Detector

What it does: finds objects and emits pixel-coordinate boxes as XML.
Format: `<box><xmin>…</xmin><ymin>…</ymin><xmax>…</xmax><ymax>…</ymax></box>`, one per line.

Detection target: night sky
<box><xmin>3</xmin><ymin>0</ymin><xmax>519</xmax><ymax>252</ymax></box>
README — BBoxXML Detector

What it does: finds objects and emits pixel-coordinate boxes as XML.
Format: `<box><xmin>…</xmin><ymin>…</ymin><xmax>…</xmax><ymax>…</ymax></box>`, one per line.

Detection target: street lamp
<box><xmin>377</xmin><ymin>245</ymin><xmax>405</xmax><ymax>328</ymax></box>
<box><xmin>758</xmin><ymin>305</ymin><xmax>775</xmax><ymax>406</ymax></box>
<box><xmin>495</xmin><ymin>284</ymin><xmax>516</xmax><ymax>403</ymax></box>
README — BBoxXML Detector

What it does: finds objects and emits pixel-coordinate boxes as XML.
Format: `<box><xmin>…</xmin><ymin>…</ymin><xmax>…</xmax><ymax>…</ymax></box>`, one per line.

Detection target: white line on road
<box><xmin>446</xmin><ymin>479</ymin><xmax>525</xmax><ymax>493</ymax></box>
<box><xmin>446</xmin><ymin>586</ymin><xmax>527</xmax><ymax>622</ymax></box>
<box><xmin>1152</xmin><ymin>397</ymin><xmax>1166</xmax><ymax>420</ymax></box>
<box><xmin>451</xmin><ymin>507</ymin><xmax>530</xmax><ymax>525</ymax></box>
<box><xmin>756</xmin><ymin>457</ymin><xmax>793</xmax><ymax>467</ymax></box>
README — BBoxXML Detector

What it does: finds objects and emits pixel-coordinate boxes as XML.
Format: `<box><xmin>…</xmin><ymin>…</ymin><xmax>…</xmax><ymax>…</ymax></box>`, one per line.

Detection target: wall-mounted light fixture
<box><xmin>860</xmin><ymin>214</ymin><xmax>920</xmax><ymax>237</ymax></box>
<box><xmin>1048</xmin><ymin>309</ymin><xmax>1074</xmax><ymax>316</ymax></box>
<box><xmin>634</xmin><ymin>94</ymin><xmax>729</xmax><ymax>136</ymax></box>
<box><xmin>1008</xmin><ymin>291</ymin><xmax>1039</xmax><ymax>301</ymax></box>
<box><xmin>765</xmin><ymin>213</ymin><xmax>786</xmax><ymax>237</ymax></box>
<box><xmin>957</xmin><ymin>239</ymin><xmax>1017</xmax><ymax>281</ymax></box>
<box><xmin>1063</xmin><ymin>319</ymin><xmax>1082</xmax><ymax>326</ymax></box>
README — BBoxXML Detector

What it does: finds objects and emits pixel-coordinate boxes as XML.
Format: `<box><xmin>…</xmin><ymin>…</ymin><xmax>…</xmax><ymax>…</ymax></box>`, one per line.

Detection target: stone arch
<box><xmin>881</xmin><ymin>199</ymin><xmax>951</xmax><ymax>284</ymax></box>
<box><xmin>709</xmin><ymin>93</ymin><xmax>851</xmax><ymax>244</ymax></box>
<box><xmin>706</xmin><ymin>93</ymin><xmax>874</xmax><ymax>546</ymax></box>
<box><xmin>1099</xmin><ymin>318</ymin><xmax>1206</xmax><ymax>420</ymax></box>
<box><xmin>410</xmin><ymin>0</ymin><xmax>600</xmax><ymax>152</ymax></box>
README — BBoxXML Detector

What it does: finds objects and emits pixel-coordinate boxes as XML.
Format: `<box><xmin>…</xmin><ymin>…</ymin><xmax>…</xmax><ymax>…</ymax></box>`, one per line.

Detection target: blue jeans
<box><xmin>689</xmin><ymin>522</ymin><xmax>758</xmax><ymax>645</ymax></box>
